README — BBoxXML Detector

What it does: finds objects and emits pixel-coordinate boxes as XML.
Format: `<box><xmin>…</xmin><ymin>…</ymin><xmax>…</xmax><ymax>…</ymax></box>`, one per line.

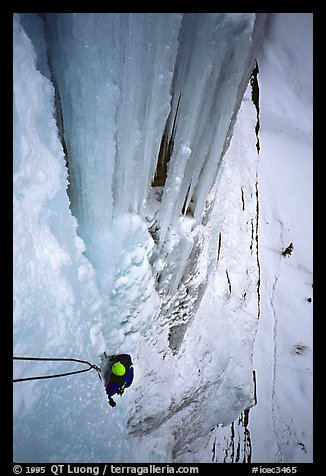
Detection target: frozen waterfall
<box><xmin>14</xmin><ymin>13</ymin><xmax>269</xmax><ymax>462</ymax></box>
<box><xmin>44</xmin><ymin>12</ymin><xmax>266</xmax><ymax>351</ymax></box>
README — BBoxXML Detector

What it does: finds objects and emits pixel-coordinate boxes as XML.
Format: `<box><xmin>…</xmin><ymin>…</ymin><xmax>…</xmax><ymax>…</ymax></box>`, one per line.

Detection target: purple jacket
<box><xmin>101</xmin><ymin>354</ymin><xmax>134</xmax><ymax>398</ymax></box>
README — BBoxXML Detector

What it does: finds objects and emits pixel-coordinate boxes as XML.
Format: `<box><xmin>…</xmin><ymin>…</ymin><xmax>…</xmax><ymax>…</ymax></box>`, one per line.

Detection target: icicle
<box><xmin>158</xmin><ymin>13</ymin><xmax>264</xmax><ymax>242</ymax></box>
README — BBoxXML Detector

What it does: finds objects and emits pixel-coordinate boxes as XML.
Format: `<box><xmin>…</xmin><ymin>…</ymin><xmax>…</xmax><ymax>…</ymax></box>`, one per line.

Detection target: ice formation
<box><xmin>44</xmin><ymin>12</ymin><xmax>266</xmax><ymax>350</ymax></box>
<box><xmin>13</xmin><ymin>13</ymin><xmax>271</xmax><ymax>462</ymax></box>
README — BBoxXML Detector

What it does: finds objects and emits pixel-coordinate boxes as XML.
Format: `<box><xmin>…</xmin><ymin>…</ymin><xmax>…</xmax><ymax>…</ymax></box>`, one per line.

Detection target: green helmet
<box><xmin>112</xmin><ymin>362</ymin><xmax>126</xmax><ymax>376</ymax></box>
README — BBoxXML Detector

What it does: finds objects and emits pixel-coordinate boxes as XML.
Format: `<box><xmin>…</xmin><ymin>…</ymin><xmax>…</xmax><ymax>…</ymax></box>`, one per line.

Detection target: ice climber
<box><xmin>100</xmin><ymin>353</ymin><xmax>134</xmax><ymax>407</ymax></box>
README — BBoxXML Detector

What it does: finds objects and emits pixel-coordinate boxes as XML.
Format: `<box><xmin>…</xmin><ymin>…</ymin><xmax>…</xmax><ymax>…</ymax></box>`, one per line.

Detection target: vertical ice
<box><xmin>158</xmin><ymin>13</ymin><xmax>264</xmax><ymax>240</ymax></box>
<box><xmin>150</xmin><ymin>13</ymin><xmax>266</xmax><ymax>351</ymax></box>
<box><xmin>13</xmin><ymin>13</ymin><xmax>108</xmax><ymax>461</ymax></box>
<box><xmin>44</xmin><ymin>13</ymin><xmax>266</xmax><ymax>340</ymax></box>
<box><xmin>13</xmin><ymin>12</ymin><xmax>269</xmax><ymax>462</ymax></box>
<box><xmin>45</xmin><ymin>13</ymin><xmax>182</xmax><ymax>243</ymax></box>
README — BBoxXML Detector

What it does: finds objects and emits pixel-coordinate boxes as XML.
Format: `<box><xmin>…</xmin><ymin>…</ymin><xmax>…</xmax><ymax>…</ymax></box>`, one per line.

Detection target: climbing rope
<box><xmin>13</xmin><ymin>356</ymin><xmax>102</xmax><ymax>383</ymax></box>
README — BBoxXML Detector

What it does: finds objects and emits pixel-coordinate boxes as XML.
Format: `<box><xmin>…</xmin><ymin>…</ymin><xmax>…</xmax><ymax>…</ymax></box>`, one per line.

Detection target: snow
<box><xmin>249</xmin><ymin>13</ymin><xmax>313</xmax><ymax>463</ymax></box>
<box><xmin>13</xmin><ymin>12</ymin><xmax>312</xmax><ymax>464</ymax></box>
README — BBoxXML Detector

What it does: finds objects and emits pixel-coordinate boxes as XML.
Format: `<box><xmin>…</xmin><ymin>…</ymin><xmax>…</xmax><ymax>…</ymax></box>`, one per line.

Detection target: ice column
<box><xmin>45</xmin><ymin>13</ymin><xmax>182</xmax><ymax>246</ymax></box>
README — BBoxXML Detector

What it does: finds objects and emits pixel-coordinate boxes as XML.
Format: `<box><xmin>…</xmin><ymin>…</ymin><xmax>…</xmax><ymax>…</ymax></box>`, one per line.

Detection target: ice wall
<box><xmin>45</xmin><ymin>13</ymin><xmax>265</xmax><ymax>240</ymax></box>
<box><xmin>45</xmin><ymin>13</ymin><xmax>182</xmax><ymax>240</ymax></box>
<box><xmin>13</xmin><ymin>14</ymin><xmax>101</xmax><ymax>360</ymax></box>
<box><xmin>14</xmin><ymin>12</ymin><xmax>267</xmax><ymax>462</ymax></box>
<box><xmin>148</xmin><ymin>13</ymin><xmax>266</xmax><ymax>351</ymax></box>
<box><xmin>44</xmin><ymin>13</ymin><xmax>266</xmax><ymax>350</ymax></box>
<box><xmin>13</xmin><ymin>14</ymin><xmax>108</xmax><ymax>460</ymax></box>
<box><xmin>157</xmin><ymin>13</ymin><xmax>263</xmax><ymax>238</ymax></box>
